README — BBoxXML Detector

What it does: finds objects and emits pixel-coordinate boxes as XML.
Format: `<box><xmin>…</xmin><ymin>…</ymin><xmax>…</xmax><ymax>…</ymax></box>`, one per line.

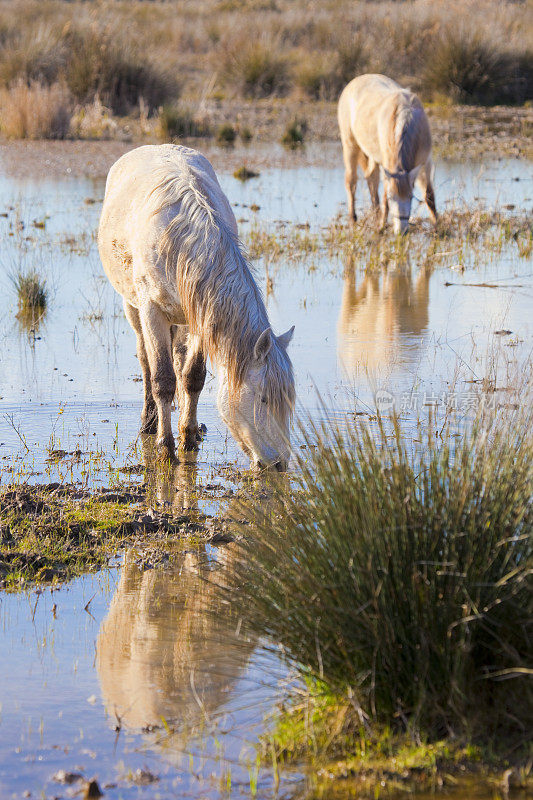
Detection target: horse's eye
<box><xmin>261</xmin><ymin>396</ymin><xmax>267</xmax><ymax>404</ymax></box>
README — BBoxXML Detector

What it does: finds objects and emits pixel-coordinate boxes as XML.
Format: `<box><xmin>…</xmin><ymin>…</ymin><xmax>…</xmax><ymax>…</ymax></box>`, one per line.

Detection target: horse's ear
<box><xmin>254</xmin><ymin>328</ymin><xmax>273</xmax><ymax>362</ymax></box>
<box><xmin>277</xmin><ymin>325</ymin><xmax>295</xmax><ymax>350</ymax></box>
<box><xmin>409</xmin><ymin>165</ymin><xmax>422</xmax><ymax>187</ymax></box>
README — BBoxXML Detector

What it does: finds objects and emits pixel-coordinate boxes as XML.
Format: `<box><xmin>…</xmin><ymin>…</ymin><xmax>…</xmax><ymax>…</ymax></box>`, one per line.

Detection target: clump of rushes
<box><xmin>239</xmin><ymin>126</ymin><xmax>253</xmax><ymax>142</ymax></box>
<box><xmin>423</xmin><ymin>29</ymin><xmax>524</xmax><ymax>104</ymax></box>
<box><xmin>233</xmin><ymin>165</ymin><xmax>260</xmax><ymax>181</ymax></box>
<box><xmin>220</xmin><ymin>40</ymin><xmax>288</xmax><ymax>99</ymax></box>
<box><xmin>226</xmin><ymin>399</ymin><xmax>533</xmax><ymax>753</ymax></box>
<box><xmin>157</xmin><ymin>104</ymin><xmax>211</xmax><ymax>140</ymax></box>
<box><xmin>281</xmin><ymin>118</ymin><xmax>306</xmax><ymax>148</ymax></box>
<box><xmin>64</xmin><ymin>26</ymin><xmax>175</xmax><ymax>114</ymax></box>
<box><xmin>12</xmin><ymin>270</ymin><xmax>48</xmax><ymax>322</ymax></box>
<box><xmin>216</xmin><ymin>122</ymin><xmax>236</xmax><ymax>144</ymax></box>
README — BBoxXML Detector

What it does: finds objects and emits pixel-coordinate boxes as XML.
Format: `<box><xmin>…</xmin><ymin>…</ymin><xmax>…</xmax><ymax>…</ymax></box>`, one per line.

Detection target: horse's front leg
<box><xmin>341</xmin><ymin>136</ymin><xmax>359</xmax><ymax>223</ymax></box>
<box><xmin>139</xmin><ymin>301</ymin><xmax>177</xmax><ymax>462</ymax></box>
<box><xmin>365</xmin><ymin>163</ymin><xmax>380</xmax><ymax>212</ymax></box>
<box><xmin>424</xmin><ymin>181</ymin><xmax>437</xmax><ymax>226</ymax></box>
<box><xmin>172</xmin><ymin>328</ymin><xmax>206</xmax><ymax>451</ymax></box>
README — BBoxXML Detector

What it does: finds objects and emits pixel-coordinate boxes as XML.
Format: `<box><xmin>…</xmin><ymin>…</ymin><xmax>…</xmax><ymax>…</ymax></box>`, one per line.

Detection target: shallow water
<box><xmin>0</xmin><ymin>153</ymin><xmax>531</xmax><ymax>486</ymax></box>
<box><xmin>0</xmin><ymin>556</ymin><xmax>296</xmax><ymax>799</ymax></box>
<box><xmin>0</xmin><ymin>148</ymin><xmax>532</xmax><ymax>798</ymax></box>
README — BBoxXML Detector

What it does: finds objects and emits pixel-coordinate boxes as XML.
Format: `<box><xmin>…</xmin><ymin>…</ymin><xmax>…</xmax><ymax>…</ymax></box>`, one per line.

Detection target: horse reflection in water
<box><xmin>96</xmin><ymin>454</ymin><xmax>254</xmax><ymax>744</ymax></box>
<box><xmin>338</xmin><ymin>259</ymin><xmax>431</xmax><ymax>378</ymax></box>
<box><xmin>139</xmin><ymin>432</ymin><xmax>203</xmax><ymax>513</ymax></box>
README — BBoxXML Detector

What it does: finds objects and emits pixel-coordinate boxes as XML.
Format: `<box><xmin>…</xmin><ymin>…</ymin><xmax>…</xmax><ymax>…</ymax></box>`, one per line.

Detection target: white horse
<box><xmin>338</xmin><ymin>74</ymin><xmax>437</xmax><ymax>234</ymax></box>
<box><xmin>98</xmin><ymin>144</ymin><xmax>295</xmax><ymax>470</ymax></box>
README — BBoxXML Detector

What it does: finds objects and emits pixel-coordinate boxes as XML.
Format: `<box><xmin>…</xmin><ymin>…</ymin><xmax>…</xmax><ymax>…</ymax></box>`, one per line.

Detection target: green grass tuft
<box><xmin>281</xmin><ymin>118</ymin><xmax>306</xmax><ymax>148</ymax></box>
<box><xmin>216</xmin><ymin>122</ymin><xmax>237</xmax><ymax>144</ymax></box>
<box><xmin>233</xmin><ymin>165</ymin><xmax>260</xmax><ymax>181</ymax></box>
<box><xmin>157</xmin><ymin>104</ymin><xmax>211</xmax><ymax>140</ymax></box>
<box><xmin>12</xmin><ymin>269</ymin><xmax>48</xmax><ymax>318</ymax></box>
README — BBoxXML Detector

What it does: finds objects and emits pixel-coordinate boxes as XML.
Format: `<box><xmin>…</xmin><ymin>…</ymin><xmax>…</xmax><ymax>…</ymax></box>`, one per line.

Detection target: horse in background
<box><xmin>98</xmin><ymin>145</ymin><xmax>295</xmax><ymax>470</ymax></box>
<box><xmin>338</xmin><ymin>73</ymin><xmax>437</xmax><ymax>234</ymax></box>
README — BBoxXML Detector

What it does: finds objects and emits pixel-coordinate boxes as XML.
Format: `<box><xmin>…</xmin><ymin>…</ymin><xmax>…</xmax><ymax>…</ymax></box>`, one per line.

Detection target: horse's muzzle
<box><xmin>254</xmin><ymin>458</ymin><xmax>288</xmax><ymax>473</ymax></box>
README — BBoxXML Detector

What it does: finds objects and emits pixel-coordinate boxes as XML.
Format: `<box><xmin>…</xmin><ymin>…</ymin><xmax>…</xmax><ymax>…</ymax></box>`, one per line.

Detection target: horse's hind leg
<box><xmin>123</xmin><ymin>300</ymin><xmax>157</xmax><ymax>434</ymax></box>
<box><xmin>172</xmin><ymin>326</ymin><xmax>206</xmax><ymax>451</ymax></box>
<box><xmin>139</xmin><ymin>301</ymin><xmax>177</xmax><ymax>462</ymax></box>
<box><xmin>419</xmin><ymin>159</ymin><xmax>437</xmax><ymax>225</ymax></box>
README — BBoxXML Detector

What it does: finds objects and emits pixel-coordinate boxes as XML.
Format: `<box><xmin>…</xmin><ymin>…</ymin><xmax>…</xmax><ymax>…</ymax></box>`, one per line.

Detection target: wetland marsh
<box><xmin>0</xmin><ymin>141</ymin><xmax>532</xmax><ymax>799</ymax></box>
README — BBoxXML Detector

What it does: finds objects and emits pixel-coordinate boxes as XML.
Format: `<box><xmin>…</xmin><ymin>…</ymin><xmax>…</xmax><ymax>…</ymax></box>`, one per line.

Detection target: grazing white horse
<box><xmin>98</xmin><ymin>144</ymin><xmax>295</xmax><ymax>470</ymax></box>
<box><xmin>338</xmin><ymin>74</ymin><xmax>437</xmax><ymax>234</ymax></box>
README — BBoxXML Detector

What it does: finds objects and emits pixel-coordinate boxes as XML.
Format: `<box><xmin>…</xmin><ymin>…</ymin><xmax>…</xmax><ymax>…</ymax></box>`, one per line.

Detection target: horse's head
<box><xmin>383</xmin><ymin>165</ymin><xmax>421</xmax><ymax>234</ymax></box>
<box><xmin>217</xmin><ymin>326</ymin><xmax>295</xmax><ymax>472</ymax></box>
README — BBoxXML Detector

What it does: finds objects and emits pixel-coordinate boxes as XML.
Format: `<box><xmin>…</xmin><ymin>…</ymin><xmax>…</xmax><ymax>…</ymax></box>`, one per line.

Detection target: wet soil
<box><xmin>0</xmin><ymin>479</ymin><xmax>236</xmax><ymax>590</ymax></box>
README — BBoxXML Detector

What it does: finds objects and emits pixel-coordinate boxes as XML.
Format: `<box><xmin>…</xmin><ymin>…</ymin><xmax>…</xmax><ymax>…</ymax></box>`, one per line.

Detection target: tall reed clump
<box><xmin>64</xmin><ymin>26</ymin><xmax>175</xmax><ymax>114</ymax></box>
<box><xmin>157</xmin><ymin>104</ymin><xmax>211</xmax><ymax>140</ymax></box>
<box><xmin>0</xmin><ymin>79</ymin><xmax>71</xmax><ymax>138</ymax></box>
<box><xmin>225</xmin><ymin>401</ymin><xmax>533</xmax><ymax>750</ymax></box>
<box><xmin>423</xmin><ymin>28</ymin><xmax>532</xmax><ymax>105</ymax></box>
<box><xmin>218</xmin><ymin>38</ymin><xmax>289</xmax><ymax>98</ymax></box>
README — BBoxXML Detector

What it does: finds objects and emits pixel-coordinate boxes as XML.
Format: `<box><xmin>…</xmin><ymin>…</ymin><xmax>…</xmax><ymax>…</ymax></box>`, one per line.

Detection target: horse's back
<box><xmin>98</xmin><ymin>145</ymin><xmax>237</xmax><ymax>311</ymax></box>
<box><xmin>338</xmin><ymin>73</ymin><xmax>429</xmax><ymax>164</ymax></box>
<box><xmin>101</xmin><ymin>145</ymin><xmax>231</xmax><ymax>235</ymax></box>
<box><xmin>338</xmin><ymin>74</ymin><xmax>401</xmax><ymax>134</ymax></box>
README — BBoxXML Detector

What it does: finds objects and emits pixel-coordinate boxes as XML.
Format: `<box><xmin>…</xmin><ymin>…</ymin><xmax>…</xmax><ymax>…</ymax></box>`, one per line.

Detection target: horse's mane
<box><xmin>388</xmin><ymin>90</ymin><xmax>426</xmax><ymax>197</ymax></box>
<box><xmin>148</xmin><ymin>154</ymin><xmax>294</xmax><ymax>418</ymax></box>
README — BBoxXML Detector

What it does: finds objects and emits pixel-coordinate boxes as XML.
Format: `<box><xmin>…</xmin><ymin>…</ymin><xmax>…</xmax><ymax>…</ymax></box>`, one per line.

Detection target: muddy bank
<box><xmin>0</xmin><ymin>102</ymin><xmax>530</xmax><ymax>180</ymax></box>
<box><xmin>0</xmin><ymin>481</ymin><xmax>236</xmax><ymax>590</ymax></box>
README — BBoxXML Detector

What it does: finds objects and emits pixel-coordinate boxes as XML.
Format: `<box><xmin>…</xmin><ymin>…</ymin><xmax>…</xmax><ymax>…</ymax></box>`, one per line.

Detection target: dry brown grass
<box><xmin>0</xmin><ymin>0</ymin><xmax>529</xmax><ymax>111</ymax></box>
<box><xmin>0</xmin><ymin>79</ymin><xmax>71</xmax><ymax>138</ymax></box>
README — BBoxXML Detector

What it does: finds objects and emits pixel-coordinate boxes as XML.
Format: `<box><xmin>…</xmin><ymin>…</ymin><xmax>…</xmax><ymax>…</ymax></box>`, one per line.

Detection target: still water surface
<box><xmin>0</xmin><ymin>147</ymin><xmax>531</xmax><ymax>797</ymax></box>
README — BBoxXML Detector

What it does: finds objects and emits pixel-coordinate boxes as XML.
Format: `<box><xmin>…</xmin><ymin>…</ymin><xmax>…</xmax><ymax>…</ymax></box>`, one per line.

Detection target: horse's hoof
<box><xmin>179</xmin><ymin>433</ymin><xmax>199</xmax><ymax>451</ymax></box>
<box><xmin>180</xmin><ymin>424</ymin><xmax>207</xmax><ymax>450</ymax></box>
<box><xmin>156</xmin><ymin>440</ymin><xmax>178</xmax><ymax>464</ymax></box>
<box><xmin>181</xmin><ymin>439</ymin><xmax>199</xmax><ymax>452</ymax></box>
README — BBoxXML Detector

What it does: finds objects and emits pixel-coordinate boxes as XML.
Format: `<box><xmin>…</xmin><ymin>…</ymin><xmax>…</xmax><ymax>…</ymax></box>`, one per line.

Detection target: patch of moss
<box><xmin>233</xmin><ymin>165</ymin><xmax>260</xmax><ymax>181</ymax></box>
<box><xmin>0</xmin><ymin>483</ymin><xmax>228</xmax><ymax>591</ymax></box>
<box><xmin>267</xmin><ymin>692</ymin><xmax>532</xmax><ymax>798</ymax></box>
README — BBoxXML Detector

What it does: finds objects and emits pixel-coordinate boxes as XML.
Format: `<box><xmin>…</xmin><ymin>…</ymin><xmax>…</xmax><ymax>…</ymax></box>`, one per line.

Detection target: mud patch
<box><xmin>0</xmin><ymin>481</ymin><xmax>234</xmax><ymax>590</ymax></box>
